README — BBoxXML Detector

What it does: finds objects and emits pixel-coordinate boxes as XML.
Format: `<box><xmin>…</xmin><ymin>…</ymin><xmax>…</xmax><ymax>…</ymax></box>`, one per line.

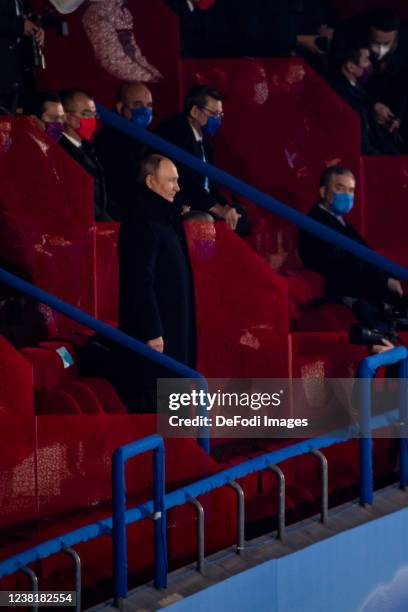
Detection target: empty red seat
<box><xmin>36</xmin><ymin>388</ymin><xmax>82</xmax><ymax>415</ymax></box>
<box><xmin>37</xmin><ymin>341</ymin><xmax>78</xmax><ymax>380</ymax></box>
<box><xmin>20</xmin><ymin>347</ymin><xmax>65</xmax><ymax>392</ymax></box>
<box><xmin>80</xmin><ymin>377</ymin><xmax>126</xmax><ymax>414</ymax></box>
<box><xmin>56</xmin><ymin>381</ymin><xmax>104</xmax><ymax>414</ymax></box>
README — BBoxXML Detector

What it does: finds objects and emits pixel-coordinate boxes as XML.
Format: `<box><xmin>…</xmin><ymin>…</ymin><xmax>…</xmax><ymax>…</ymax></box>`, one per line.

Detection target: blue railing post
<box><xmin>112</xmin><ymin>435</ymin><xmax>167</xmax><ymax>605</ymax></box>
<box><xmin>357</xmin><ymin>347</ymin><xmax>408</xmax><ymax>506</ymax></box>
<box><xmin>112</xmin><ymin>448</ymin><xmax>127</xmax><ymax>604</ymax></box>
<box><xmin>153</xmin><ymin>440</ymin><xmax>167</xmax><ymax>588</ymax></box>
<box><xmin>356</xmin><ymin>372</ymin><xmax>373</xmax><ymax>506</ymax></box>
<box><xmin>398</xmin><ymin>357</ymin><xmax>408</xmax><ymax>490</ymax></box>
<box><xmin>357</xmin><ymin>353</ymin><xmax>373</xmax><ymax>506</ymax></box>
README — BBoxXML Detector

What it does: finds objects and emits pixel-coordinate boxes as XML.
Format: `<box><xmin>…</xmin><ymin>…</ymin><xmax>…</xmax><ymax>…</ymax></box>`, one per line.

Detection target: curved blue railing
<box><xmin>0</xmin><ymin>406</ymin><xmax>402</xmax><ymax>590</ymax></box>
<box><xmin>358</xmin><ymin>347</ymin><xmax>408</xmax><ymax>504</ymax></box>
<box><xmin>97</xmin><ymin>105</ymin><xmax>408</xmax><ymax>283</ymax></box>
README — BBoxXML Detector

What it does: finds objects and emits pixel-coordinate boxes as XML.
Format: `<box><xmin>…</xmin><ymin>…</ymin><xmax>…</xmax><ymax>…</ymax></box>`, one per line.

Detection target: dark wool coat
<box><xmin>118</xmin><ymin>184</ymin><xmax>196</xmax><ymax>368</ymax></box>
<box><xmin>298</xmin><ymin>204</ymin><xmax>389</xmax><ymax>300</ymax></box>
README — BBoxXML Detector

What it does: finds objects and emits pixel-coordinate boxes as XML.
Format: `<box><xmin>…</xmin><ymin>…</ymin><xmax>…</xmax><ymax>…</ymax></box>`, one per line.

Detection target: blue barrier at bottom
<box><xmin>358</xmin><ymin>347</ymin><xmax>408</xmax><ymax>505</ymax></box>
<box><xmin>0</xmin><ymin>407</ymin><xmax>402</xmax><ymax>592</ymax></box>
<box><xmin>112</xmin><ymin>434</ymin><xmax>167</xmax><ymax>603</ymax></box>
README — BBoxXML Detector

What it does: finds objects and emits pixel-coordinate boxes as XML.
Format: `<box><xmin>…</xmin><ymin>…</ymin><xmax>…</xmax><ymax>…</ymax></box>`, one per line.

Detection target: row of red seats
<box><xmin>20</xmin><ymin>339</ymin><xmax>126</xmax><ymax>415</ymax></box>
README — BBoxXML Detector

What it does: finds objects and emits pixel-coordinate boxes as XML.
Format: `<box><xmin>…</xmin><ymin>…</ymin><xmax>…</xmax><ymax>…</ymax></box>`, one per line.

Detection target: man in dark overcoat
<box><xmin>119</xmin><ymin>153</ymin><xmax>196</xmax><ymax>381</ymax></box>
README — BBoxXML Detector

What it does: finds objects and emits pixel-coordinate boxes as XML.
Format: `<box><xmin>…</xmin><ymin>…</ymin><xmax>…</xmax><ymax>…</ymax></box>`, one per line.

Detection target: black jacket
<box><xmin>162</xmin><ymin>0</ymin><xmax>217</xmax><ymax>57</ymax></box>
<box><xmin>298</xmin><ymin>204</ymin><xmax>389</xmax><ymax>300</ymax></box>
<box><xmin>0</xmin><ymin>0</ymin><xmax>26</xmax><ymax>94</ymax></box>
<box><xmin>331</xmin><ymin>13</ymin><xmax>408</xmax><ymax>118</ymax></box>
<box><xmin>94</xmin><ymin>121</ymin><xmax>147</xmax><ymax>219</ymax></box>
<box><xmin>119</xmin><ymin>185</ymin><xmax>196</xmax><ymax>367</ymax></box>
<box><xmin>155</xmin><ymin>113</ymin><xmax>218</xmax><ymax>213</ymax></box>
<box><xmin>329</xmin><ymin>72</ymin><xmax>401</xmax><ymax>155</ymax></box>
<box><xmin>59</xmin><ymin>134</ymin><xmax>113</xmax><ymax>221</ymax></box>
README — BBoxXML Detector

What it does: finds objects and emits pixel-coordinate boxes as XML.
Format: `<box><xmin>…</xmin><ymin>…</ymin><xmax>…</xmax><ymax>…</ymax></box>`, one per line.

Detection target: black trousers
<box><xmin>0</xmin><ymin>89</ymin><xmax>19</xmax><ymax>114</ymax></box>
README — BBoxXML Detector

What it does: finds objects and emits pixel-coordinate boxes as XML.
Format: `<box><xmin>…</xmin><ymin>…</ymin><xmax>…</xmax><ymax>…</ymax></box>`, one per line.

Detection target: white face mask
<box><xmin>49</xmin><ymin>0</ymin><xmax>86</xmax><ymax>13</ymax></box>
<box><xmin>371</xmin><ymin>43</ymin><xmax>391</xmax><ymax>60</ymax></box>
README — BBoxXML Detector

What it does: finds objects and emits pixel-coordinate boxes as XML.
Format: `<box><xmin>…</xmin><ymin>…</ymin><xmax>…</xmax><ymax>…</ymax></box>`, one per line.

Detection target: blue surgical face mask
<box><xmin>130</xmin><ymin>107</ymin><xmax>153</xmax><ymax>129</ymax></box>
<box><xmin>202</xmin><ymin>115</ymin><xmax>222</xmax><ymax>137</ymax></box>
<box><xmin>332</xmin><ymin>192</ymin><xmax>354</xmax><ymax>215</ymax></box>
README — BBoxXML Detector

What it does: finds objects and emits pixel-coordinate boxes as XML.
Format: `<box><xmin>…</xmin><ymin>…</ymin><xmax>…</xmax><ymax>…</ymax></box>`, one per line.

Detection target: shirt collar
<box><xmin>62</xmin><ymin>132</ymin><xmax>82</xmax><ymax>148</ymax></box>
<box><xmin>186</xmin><ymin>0</ymin><xmax>195</xmax><ymax>11</ymax></box>
<box><xmin>190</xmin><ymin>123</ymin><xmax>203</xmax><ymax>142</ymax></box>
<box><xmin>318</xmin><ymin>202</ymin><xmax>346</xmax><ymax>226</ymax></box>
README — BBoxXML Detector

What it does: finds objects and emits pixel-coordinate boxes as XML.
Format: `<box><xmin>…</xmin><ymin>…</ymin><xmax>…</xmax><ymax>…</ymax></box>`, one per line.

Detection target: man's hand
<box><xmin>147</xmin><ymin>336</ymin><xmax>164</xmax><ymax>353</ymax></box>
<box><xmin>388</xmin><ymin>277</ymin><xmax>403</xmax><ymax>297</ymax></box>
<box><xmin>374</xmin><ymin>102</ymin><xmax>395</xmax><ymax>126</ymax></box>
<box><xmin>370</xmin><ymin>338</ymin><xmax>395</xmax><ymax>354</ymax></box>
<box><xmin>34</xmin><ymin>26</ymin><xmax>45</xmax><ymax>47</ymax></box>
<box><xmin>24</xmin><ymin>19</ymin><xmax>37</xmax><ymax>36</ymax></box>
<box><xmin>209</xmin><ymin>204</ymin><xmax>241</xmax><ymax>231</ymax></box>
<box><xmin>317</xmin><ymin>24</ymin><xmax>334</xmax><ymax>40</ymax></box>
<box><xmin>24</xmin><ymin>20</ymin><xmax>45</xmax><ymax>47</ymax></box>
<box><xmin>296</xmin><ymin>34</ymin><xmax>324</xmax><ymax>55</ymax></box>
<box><xmin>387</xmin><ymin>117</ymin><xmax>400</xmax><ymax>134</ymax></box>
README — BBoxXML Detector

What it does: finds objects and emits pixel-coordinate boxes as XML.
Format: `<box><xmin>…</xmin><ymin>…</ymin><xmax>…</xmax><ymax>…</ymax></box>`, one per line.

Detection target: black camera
<box><xmin>31</xmin><ymin>15</ymin><xmax>69</xmax><ymax>70</ymax></box>
<box><xmin>37</xmin><ymin>16</ymin><xmax>69</xmax><ymax>38</ymax></box>
<box><xmin>384</xmin><ymin>295</ymin><xmax>408</xmax><ymax>330</ymax></box>
<box><xmin>349</xmin><ymin>323</ymin><xmax>398</xmax><ymax>347</ymax></box>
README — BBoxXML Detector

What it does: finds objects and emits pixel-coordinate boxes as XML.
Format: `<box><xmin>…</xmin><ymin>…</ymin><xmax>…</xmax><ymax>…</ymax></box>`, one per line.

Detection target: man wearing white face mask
<box><xmin>332</xmin><ymin>9</ymin><xmax>407</xmax><ymax>139</ymax></box>
<box><xmin>365</xmin><ymin>9</ymin><xmax>406</xmax><ymax>131</ymax></box>
<box><xmin>329</xmin><ymin>42</ymin><xmax>402</xmax><ymax>155</ymax></box>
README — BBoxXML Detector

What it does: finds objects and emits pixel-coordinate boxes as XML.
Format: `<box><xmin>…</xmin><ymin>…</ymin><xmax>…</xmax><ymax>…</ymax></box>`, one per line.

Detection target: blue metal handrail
<box><xmin>97</xmin><ymin>105</ymin><xmax>408</xmax><ymax>283</ymax></box>
<box><xmin>112</xmin><ymin>434</ymin><xmax>167</xmax><ymax>605</ymax></box>
<box><xmin>0</xmin><ymin>267</ymin><xmax>209</xmax><ymax>453</ymax></box>
<box><xmin>357</xmin><ymin>346</ymin><xmax>408</xmax><ymax>505</ymax></box>
<box><xmin>0</xmin><ymin>407</ymin><xmax>400</xmax><ymax>588</ymax></box>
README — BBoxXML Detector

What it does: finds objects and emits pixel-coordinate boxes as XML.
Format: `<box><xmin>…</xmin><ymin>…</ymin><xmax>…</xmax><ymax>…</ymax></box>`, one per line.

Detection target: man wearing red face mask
<box><xmin>59</xmin><ymin>88</ymin><xmax>114</xmax><ymax>220</ymax></box>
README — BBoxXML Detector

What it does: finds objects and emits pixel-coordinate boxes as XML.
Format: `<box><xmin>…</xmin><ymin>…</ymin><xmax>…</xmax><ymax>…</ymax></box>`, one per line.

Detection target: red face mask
<box><xmin>76</xmin><ymin>117</ymin><xmax>97</xmax><ymax>141</ymax></box>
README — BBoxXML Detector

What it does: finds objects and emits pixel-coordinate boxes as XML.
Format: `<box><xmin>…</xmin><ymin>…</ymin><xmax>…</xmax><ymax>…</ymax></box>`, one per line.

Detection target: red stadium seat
<box><xmin>36</xmin><ymin>388</ymin><xmax>82</xmax><ymax>415</ymax></box>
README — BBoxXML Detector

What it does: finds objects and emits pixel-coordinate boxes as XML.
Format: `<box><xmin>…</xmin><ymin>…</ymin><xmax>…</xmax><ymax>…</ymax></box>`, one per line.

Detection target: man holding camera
<box><xmin>298</xmin><ymin>165</ymin><xmax>404</xmax><ymax>348</ymax></box>
<box><xmin>0</xmin><ymin>0</ymin><xmax>45</xmax><ymax>113</ymax></box>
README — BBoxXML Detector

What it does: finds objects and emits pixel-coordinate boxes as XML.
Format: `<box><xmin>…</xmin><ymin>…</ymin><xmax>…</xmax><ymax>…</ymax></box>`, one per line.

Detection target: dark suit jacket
<box><xmin>119</xmin><ymin>185</ymin><xmax>196</xmax><ymax>367</ymax></box>
<box><xmin>329</xmin><ymin>72</ymin><xmax>401</xmax><ymax>155</ymax></box>
<box><xmin>155</xmin><ymin>113</ymin><xmax>218</xmax><ymax>212</ymax></box>
<box><xmin>162</xmin><ymin>0</ymin><xmax>217</xmax><ymax>57</ymax></box>
<box><xmin>94</xmin><ymin>120</ymin><xmax>147</xmax><ymax>219</ymax></box>
<box><xmin>0</xmin><ymin>0</ymin><xmax>26</xmax><ymax>94</ymax></box>
<box><xmin>331</xmin><ymin>13</ymin><xmax>408</xmax><ymax>117</ymax></box>
<box><xmin>59</xmin><ymin>134</ymin><xmax>113</xmax><ymax>221</ymax></box>
<box><xmin>298</xmin><ymin>204</ymin><xmax>389</xmax><ymax>300</ymax></box>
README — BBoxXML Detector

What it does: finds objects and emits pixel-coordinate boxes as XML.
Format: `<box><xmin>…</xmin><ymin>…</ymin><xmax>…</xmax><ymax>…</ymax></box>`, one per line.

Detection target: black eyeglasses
<box><xmin>66</xmin><ymin>110</ymin><xmax>99</xmax><ymax>119</ymax></box>
<box><xmin>199</xmin><ymin>106</ymin><xmax>224</xmax><ymax>119</ymax></box>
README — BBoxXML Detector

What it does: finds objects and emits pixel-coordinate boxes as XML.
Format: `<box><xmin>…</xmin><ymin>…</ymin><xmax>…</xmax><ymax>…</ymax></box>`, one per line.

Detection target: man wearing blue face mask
<box><xmin>156</xmin><ymin>84</ymin><xmax>249</xmax><ymax>235</ymax></box>
<box><xmin>298</xmin><ymin>165</ymin><xmax>403</xmax><ymax>302</ymax></box>
<box><xmin>95</xmin><ymin>81</ymin><xmax>154</xmax><ymax>219</ymax></box>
